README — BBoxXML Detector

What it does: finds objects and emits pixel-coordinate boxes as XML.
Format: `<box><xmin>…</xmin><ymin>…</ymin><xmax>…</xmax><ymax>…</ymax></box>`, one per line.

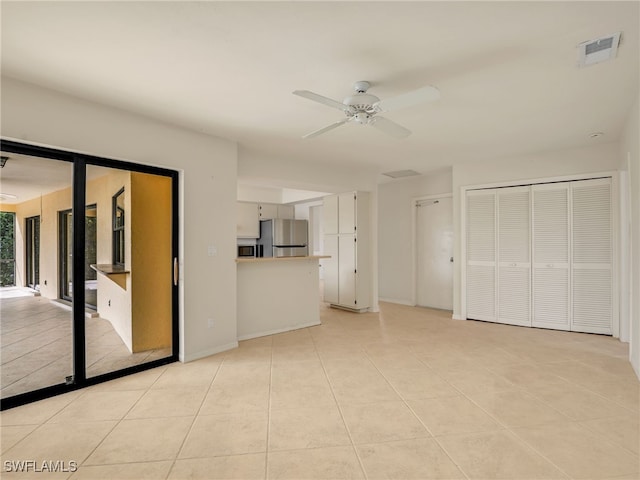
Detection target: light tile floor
<box><xmin>1</xmin><ymin>294</ymin><xmax>171</xmax><ymax>399</ymax></box>
<box><xmin>1</xmin><ymin>302</ymin><xmax>638</xmax><ymax>479</ymax></box>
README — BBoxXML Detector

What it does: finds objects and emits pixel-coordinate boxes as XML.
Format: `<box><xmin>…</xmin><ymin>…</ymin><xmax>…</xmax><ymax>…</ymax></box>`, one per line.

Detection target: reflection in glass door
<box><xmin>59</xmin><ymin>205</ymin><xmax>98</xmax><ymax>309</ymax></box>
<box><xmin>59</xmin><ymin>209</ymin><xmax>73</xmax><ymax>302</ymax></box>
<box><xmin>85</xmin><ymin>166</ymin><xmax>174</xmax><ymax>378</ymax></box>
<box><xmin>0</xmin><ymin>153</ymin><xmax>73</xmax><ymax>402</ymax></box>
<box><xmin>25</xmin><ymin>216</ymin><xmax>40</xmax><ymax>290</ymax></box>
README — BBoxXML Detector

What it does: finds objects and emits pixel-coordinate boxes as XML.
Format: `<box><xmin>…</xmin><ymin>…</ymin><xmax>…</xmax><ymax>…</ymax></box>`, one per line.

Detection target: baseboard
<box><xmin>237</xmin><ymin>321</ymin><xmax>321</xmax><ymax>341</ymax></box>
<box><xmin>377</xmin><ymin>297</ymin><xmax>415</xmax><ymax>306</ymax></box>
<box><xmin>180</xmin><ymin>341</ymin><xmax>238</xmax><ymax>363</ymax></box>
<box><xmin>451</xmin><ymin>313</ymin><xmax>465</xmax><ymax>321</ymax></box>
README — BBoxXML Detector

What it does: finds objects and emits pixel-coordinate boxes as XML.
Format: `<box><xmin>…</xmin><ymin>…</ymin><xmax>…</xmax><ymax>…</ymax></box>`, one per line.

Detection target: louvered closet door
<box><xmin>532</xmin><ymin>184</ymin><xmax>570</xmax><ymax>330</ymax></box>
<box><xmin>466</xmin><ymin>190</ymin><xmax>496</xmax><ymax>321</ymax></box>
<box><xmin>571</xmin><ymin>178</ymin><xmax>612</xmax><ymax>334</ymax></box>
<box><xmin>497</xmin><ymin>186</ymin><xmax>531</xmax><ymax>326</ymax></box>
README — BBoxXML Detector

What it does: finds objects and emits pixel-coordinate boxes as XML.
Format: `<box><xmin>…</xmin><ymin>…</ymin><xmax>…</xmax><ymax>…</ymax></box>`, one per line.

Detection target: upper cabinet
<box><xmin>237</xmin><ymin>202</ymin><xmax>260</xmax><ymax>238</ymax></box>
<box><xmin>237</xmin><ymin>202</ymin><xmax>295</xmax><ymax>238</ymax></box>
<box><xmin>258</xmin><ymin>203</ymin><xmax>278</xmax><ymax>219</ymax></box>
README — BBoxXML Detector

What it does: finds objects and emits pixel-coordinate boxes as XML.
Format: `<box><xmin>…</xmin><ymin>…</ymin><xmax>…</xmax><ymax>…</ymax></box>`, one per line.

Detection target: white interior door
<box><xmin>497</xmin><ymin>186</ymin><xmax>531</xmax><ymax>327</ymax></box>
<box><xmin>532</xmin><ymin>183</ymin><xmax>570</xmax><ymax>330</ymax></box>
<box><xmin>466</xmin><ymin>190</ymin><xmax>497</xmax><ymax>321</ymax></box>
<box><xmin>416</xmin><ymin>197</ymin><xmax>453</xmax><ymax>310</ymax></box>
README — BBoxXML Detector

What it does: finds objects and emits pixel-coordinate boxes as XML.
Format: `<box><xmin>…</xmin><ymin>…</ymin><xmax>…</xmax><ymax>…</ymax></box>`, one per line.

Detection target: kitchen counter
<box><xmin>236</xmin><ymin>255</ymin><xmax>329</xmax><ymax>263</ymax></box>
<box><xmin>236</xmin><ymin>255</ymin><xmax>329</xmax><ymax>340</ymax></box>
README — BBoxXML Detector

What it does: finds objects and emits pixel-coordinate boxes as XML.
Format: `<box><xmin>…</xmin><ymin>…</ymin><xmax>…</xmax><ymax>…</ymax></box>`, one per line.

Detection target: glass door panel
<box><xmin>25</xmin><ymin>215</ymin><xmax>40</xmax><ymax>290</ymax></box>
<box><xmin>0</xmin><ymin>153</ymin><xmax>73</xmax><ymax>400</ymax></box>
<box><xmin>84</xmin><ymin>165</ymin><xmax>174</xmax><ymax>379</ymax></box>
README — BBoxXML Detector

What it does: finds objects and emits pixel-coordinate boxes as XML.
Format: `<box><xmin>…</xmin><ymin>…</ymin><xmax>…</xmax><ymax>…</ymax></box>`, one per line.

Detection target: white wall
<box><xmin>1</xmin><ymin>77</ymin><xmax>239</xmax><ymax>362</ymax></box>
<box><xmin>452</xmin><ymin>142</ymin><xmax>622</xmax><ymax>322</ymax></box>
<box><xmin>620</xmin><ymin>95</ymin><xmax>640</xmax><ymax>378</ymax></box>
<box><xmin>378</xmin><ymin>169</ymin><xmax>453</xmax><ymax>305</ymax></box>
<box><xmin>237</xmin><ymin>184</ymin><xmax>283</xmax><ymax>203</ymax></box>
<box><xmin>239</xmin><ymin>146</ymin><xmax>379</xmax><ymax>193</ymax></box>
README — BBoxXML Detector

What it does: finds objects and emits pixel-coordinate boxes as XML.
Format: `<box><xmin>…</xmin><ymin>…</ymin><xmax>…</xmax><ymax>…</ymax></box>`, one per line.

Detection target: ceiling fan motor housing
<box><xmin>343</xmin><ymin>93</ymin><xmax>380</xmax><ymax>115</ymax></box>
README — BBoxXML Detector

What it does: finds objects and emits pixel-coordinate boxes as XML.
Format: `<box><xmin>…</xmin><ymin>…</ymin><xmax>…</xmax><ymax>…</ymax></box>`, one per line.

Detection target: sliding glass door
<box><xmin>84</xmin><ymin>165</ymin><xmax>174</xmax><ymax>379</ymax></box>
<box><xmin>0</xmin><ymin>155</ymin><xmax>73</xmax><ymax>401</ymax></box>
<box><xmin>0</xmin><ymin>140</ymin><xmax>178</xmax><ymax>409</ymax></box>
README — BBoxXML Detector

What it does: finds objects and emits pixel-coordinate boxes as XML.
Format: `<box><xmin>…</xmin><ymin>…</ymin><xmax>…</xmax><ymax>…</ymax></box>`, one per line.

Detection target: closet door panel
<box><xmin>571</xmin><ymin>179</ymin><xmax>612</xmax><ymax>334</ymax></box>
<box><xmin>497</xmin><ymin>187</ymin><xmax>531</xmax><ymax>326</ymax></box>
<box><xmin>467</xmin><ymin>264</ymin><xmax>496</xmax><ymax>321</ymax></box>
<box><xmin>466</xmin><ymin>191</ymin><xmax>496</xmax><ymax>321</ymax></box>
<box><xmin>497</xmin><ymin>266</ymin><xmax>530</xmax><ymax>326</ymax></box>
<box><xmin>572</xmin><ymin>267</ymin><xmax>611</xmax><ymax>334</ymax></box>
<box><xmin>532</xmin><ymin>184</ymin><xmax>570</xmax><ymax>329</ymax></box>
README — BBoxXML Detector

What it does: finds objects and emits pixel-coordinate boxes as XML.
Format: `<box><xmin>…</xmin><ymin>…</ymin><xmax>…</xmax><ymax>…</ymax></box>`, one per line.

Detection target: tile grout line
<box><xmin>69</xmin><ymin>383</ymin><xmax>158</xmax><ymax>472</ymax></box>
<box><xmin>361</xmin><ymin>348</ymin><xmax>472</xmax><ymax>480</ymax></box>
<box><xmin>310</xmin><ymin>331</ymin><xmax>370</xmax><ymax>480</ymax></box>
<box><xmin>264</xmin><ymin>336</ymin><xmax>274</xmax><ymax>480</ymax></box>
<box><xmin>163</xmin><ymin>359</ymin><xmax>225</xmax><ymax>480</ymax></box>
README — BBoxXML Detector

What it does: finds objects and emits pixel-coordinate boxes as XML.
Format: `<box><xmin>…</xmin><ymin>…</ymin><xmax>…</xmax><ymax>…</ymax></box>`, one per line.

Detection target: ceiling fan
<box><xmin>293</xmin><ymin>81</ymin><xmax>440</xmax><ymax>139</ymax></box>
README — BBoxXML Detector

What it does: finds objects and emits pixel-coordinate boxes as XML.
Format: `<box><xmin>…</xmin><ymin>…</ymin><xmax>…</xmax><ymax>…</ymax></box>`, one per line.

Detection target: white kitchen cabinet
<box><xmin>323</xmin><ymin>191</ymin><xmax>370</xmax><ymax>311</ymax></box>
<box><xmin>237</xmin><ymin>202</ymin><xmax>260</xmax><ymax>238</ymax></box>
<box><xmin>323</xmin><ymin>194</ymin><xmax>339</xmax><ymax>234</ymax></box>
<box><xmin>238</xmin><ymin>202</ymin><xmax>296</xmax><ymax>237</ymax></box>
<box><xmin>258</xmin><ymin>203</ymin><xmax>278</xmax><ymax>219</ymax></box>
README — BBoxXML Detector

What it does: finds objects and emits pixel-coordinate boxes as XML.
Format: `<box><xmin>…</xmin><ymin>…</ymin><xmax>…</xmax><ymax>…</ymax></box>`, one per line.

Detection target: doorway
<box><xmin>59</xmin><ymin>205</ymin><xmax>97</xmax><ymax>309</ymax></box>
<box><xmin>25</xmin><ymin>215</ymin><xmax>40</xmax><ymax>290</ymax></box>
<box><xmin>416</xmin><ymin>195</ymin><xmax>453</xmax><ymax>310</ymax></box>
<box><xmin>0</xmin><ymin>212</ymin><xmax>16</xmax><ymax>286</ymax></box>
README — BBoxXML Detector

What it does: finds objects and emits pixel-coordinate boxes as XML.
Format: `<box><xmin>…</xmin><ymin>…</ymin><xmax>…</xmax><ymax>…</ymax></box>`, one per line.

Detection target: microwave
<box><xmin>238</xmin><ymin>245</ymin><xmax>256</xmax><ymax>258</ymax></box>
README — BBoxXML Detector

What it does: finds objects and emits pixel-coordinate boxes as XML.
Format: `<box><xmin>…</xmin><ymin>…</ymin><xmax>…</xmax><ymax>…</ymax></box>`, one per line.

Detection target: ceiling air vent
<box><xmin>578</xmin><ymin>32</ymin><xmax>621</xmax><ymax>67</ymax></box>
<box><xmin>382</xmin><ymin>169</ymin><xmax>420</xmax><ymax>179</ymax></box>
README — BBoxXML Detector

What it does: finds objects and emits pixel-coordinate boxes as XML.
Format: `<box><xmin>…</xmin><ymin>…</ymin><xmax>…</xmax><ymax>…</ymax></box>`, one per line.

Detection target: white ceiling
<box><xmin>1</xmin><ymin>1</ymin><xmax>638</xmax><ymax>182</ymax></box>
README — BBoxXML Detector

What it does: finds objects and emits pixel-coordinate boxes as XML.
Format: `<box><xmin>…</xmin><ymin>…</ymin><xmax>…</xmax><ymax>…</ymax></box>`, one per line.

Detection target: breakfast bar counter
<box><xmin>236</xmin><ymin>256</ymin><xmax>329</xmax><ymax>340</ymax></box>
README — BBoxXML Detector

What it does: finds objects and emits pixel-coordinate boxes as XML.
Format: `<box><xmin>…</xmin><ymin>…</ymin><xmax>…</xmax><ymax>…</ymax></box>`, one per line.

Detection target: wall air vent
<box><xmin>578</xmin><ymin>32</ymin><xmax>621</xmax><ymax>67</ymax></box>
<box><xmin>382</xmin><ymin>169</ymin><xmax>420</xmax><ymax>179</ymax></box>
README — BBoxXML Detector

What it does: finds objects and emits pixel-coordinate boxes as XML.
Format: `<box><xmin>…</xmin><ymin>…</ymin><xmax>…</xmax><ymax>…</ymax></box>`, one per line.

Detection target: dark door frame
<box><xmin>0</xmin><ymin>139</ymin><xmax>180</xmax><ymax>410</ymax></box>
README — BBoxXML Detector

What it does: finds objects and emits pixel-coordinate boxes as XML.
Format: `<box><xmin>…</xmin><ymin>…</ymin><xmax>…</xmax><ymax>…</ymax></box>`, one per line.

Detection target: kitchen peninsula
<box><xmin>236</xmin><ymin>255</ymin><xmax>329</xmax><ymax>340</ymax></box>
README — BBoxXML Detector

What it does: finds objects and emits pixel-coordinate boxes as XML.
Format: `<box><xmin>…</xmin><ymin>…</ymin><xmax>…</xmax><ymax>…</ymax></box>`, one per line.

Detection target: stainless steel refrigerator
<box><xmin>256</xmin><ymin>219</ymin><xmax>308</xmax><ymax>257</ymax></box>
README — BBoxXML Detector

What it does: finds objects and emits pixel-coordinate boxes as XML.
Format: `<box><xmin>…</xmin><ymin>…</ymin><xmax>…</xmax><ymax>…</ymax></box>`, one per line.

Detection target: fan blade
<box><xmin>374</xmin><ymin>85</ymin><xmax>440</xmax><ymax>113</ymax></box>
<box><xmin>302</xmin><ymin>119</ymin><xmax>349</xmax><ymax>139</ymax></box>
<box><xmin>293</xmin><ymin>90</ymin><xmax>352</xmax><ymax>112</ymax></box>
<box><xmin>370</xmin><ymin>116</ymin><xmax>412</xmax><ymax>138</ymax></box>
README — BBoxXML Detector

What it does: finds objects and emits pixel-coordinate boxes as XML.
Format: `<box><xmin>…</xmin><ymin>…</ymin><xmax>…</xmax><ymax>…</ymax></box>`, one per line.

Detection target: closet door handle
<box><xmin>173</xmin><ymin>258</ymin><xmax>179</xmax><ymax>286</ymax></box>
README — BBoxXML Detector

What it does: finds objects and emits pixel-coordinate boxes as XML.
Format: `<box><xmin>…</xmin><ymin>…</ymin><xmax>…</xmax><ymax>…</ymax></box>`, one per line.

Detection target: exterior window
<box><xmin>113</xmin><ymin>188</ymin><xmax>125</xmax><ymax>265</ymax></box>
